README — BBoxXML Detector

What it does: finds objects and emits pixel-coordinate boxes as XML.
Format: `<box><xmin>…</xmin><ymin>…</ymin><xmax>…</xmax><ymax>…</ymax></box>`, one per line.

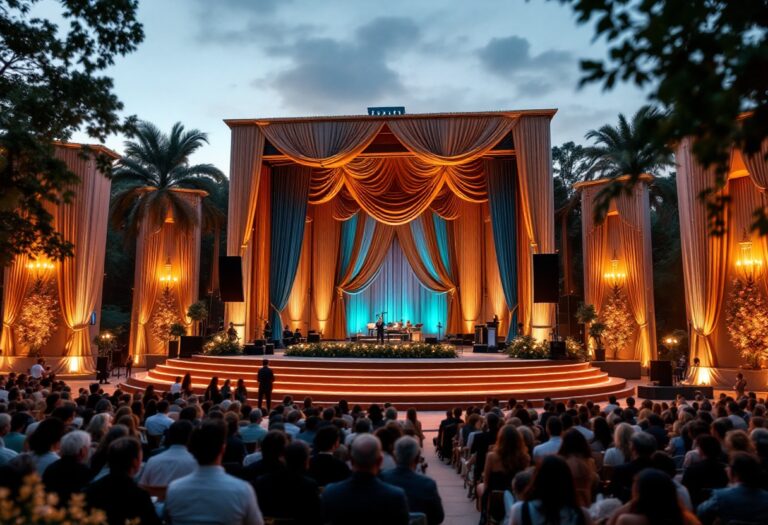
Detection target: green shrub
<box><xmin>285</xmin><ymin>342</ymin><xmax>457</xmax><ymax>359</ymax></box>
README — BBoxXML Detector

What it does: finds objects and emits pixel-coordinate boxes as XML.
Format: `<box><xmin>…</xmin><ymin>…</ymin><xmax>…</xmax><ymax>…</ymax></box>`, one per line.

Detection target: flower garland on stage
<box><xmin>17</xmin><ymin>279</ymin><xmax>59</xmax><ymax>356</ymax></box>
<box><xmin>285</xmin><ymin>342</ymin><xmax>457</xmax><ymax>359</ymax></box>
<box><xmin>726</xmin><ymin>278</ymin><xmax>768</xmax><ymax>369</ymax></box>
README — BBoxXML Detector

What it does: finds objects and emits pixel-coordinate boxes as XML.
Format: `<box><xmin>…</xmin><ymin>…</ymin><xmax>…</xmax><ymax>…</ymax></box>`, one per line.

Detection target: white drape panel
<box><xmin>225</xmin><ymin>127</ymin><xmax>265</xmax><ymax>339</ymax></box>
<box><xmin>55</xmin><ymin>147</ymin><xmax>112</xmax><ymax>373</ymax></box>
<box><xmin>614</xmin><ymin>183</ymin><xmax>657</xmax><ymax>365</ymax></box>
<box><xmin>387</xmin><ymin>116</ymin><xmax>517</xmax><ymax>166</ymax></box>
<box><xmin>676</xmin><ymin>138</ymin><xmax>729</xmax><ymax>368</ymax></box>
<box><xmin>513</xmin><ymin>116</ymin><xmax>556</xmax><ymax>340</ymax></box>
<box><xmin>261</xmin><ymin>120</ymin><xmax>383</xmax><ymax>168</ymax></box>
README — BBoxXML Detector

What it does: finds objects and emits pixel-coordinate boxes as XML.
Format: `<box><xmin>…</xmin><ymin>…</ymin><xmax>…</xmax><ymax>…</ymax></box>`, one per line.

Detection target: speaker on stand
<box><xmin>219</xmin><ymin>256</ymin><xmax>244</xmax><ymax>302</ymax></box>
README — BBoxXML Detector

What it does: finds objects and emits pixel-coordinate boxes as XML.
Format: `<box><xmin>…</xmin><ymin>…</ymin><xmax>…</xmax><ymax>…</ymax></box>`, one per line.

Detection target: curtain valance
<box><xmin>743</xmin><ymin>141</ymin><xmax>768</xmax><ymax>191</ymax></box>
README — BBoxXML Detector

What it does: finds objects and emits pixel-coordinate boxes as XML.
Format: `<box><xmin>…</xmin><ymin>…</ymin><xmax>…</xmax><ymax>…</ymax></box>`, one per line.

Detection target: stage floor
<box><xmin>120</xmin><ymin>350</ymin><xmax>633</xmax><ymax>409</ymax></box>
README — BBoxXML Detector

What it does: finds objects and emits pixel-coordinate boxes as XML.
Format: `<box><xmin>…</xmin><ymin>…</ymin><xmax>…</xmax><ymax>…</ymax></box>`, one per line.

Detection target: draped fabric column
<box><xmin>284</xmin><ymin>216</ymin><xmax>312</xmax><ymax>333</ymax></box>
<box><xmin>1</xmin><ymin>255</ymin><xmax>29</xmax><ymax>364</ymax></box>
<box><xmin>579</xmin><ymin>185</ymin><xmax>608</xmax><ymax>359</ymax></box>
<box><xmin>676</xmin><ymin>138</ymin><xmax>729</xmax><ymax>372</ymax></box>
<box><xmin>484</xmin><ymin>216</ymin><xmax>509</xmax><ymax>338</ymax></box>
<box><xmin>251</xmin><ymin>168</ymin><xmax>271</xmax><ymax>340</ymax></box>
<box><xmin>486</xmin><ymin>159</ymin><xmax>518</xmax><ymax>340</ymax></box>
<box><xmin>615</xmin><ymin>182</ymin><xmax>657</xmax><ymax>365</ymax></box>
<box><xmin>269</xmin><ymin>166</ymin><xmax>311</xmax><ymax>346</ymax></box>
<box><xmin>129</xmin><ymin>219</ymin><xmax>164</xmax><ymax>364</ymax></box>
<box><xmin>54</xmin><ymin>147</ymin><xmax>113</xmax><ymax>373</ymax></box>
<box><xmin>513</xmin><ymin>116</ymin><xmax>556</xmax><ymax>340</ymax></box>
<box><xmin>744</xmin><ymin>141</ymin><xmax>768</xmax><ymax>190</ymax></box>
<box><xmin>173</xmin><ymin>191</ymin><xmax>204</xmax><ymax>334</ymax></box>
<box><xmin>311</xmin><ymin>202</ymin><xmax>341</xmax><ymax>335</ymax></box>
<box><xmin>225</xmin><ymin>125</ymin><xmax>265</xmax><ymax>340</ymax></box>
<box><xmin>452</xmin><ymin>201</ymin><xmax>484</xmax><ymax>333</ymax></box>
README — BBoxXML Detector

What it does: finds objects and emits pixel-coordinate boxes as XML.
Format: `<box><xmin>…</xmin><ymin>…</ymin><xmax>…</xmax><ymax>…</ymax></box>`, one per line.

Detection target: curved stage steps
<box><xmin>121</xmin><ymin>355</ymin><xmax>635</xmax><ymax>410</ymax></box>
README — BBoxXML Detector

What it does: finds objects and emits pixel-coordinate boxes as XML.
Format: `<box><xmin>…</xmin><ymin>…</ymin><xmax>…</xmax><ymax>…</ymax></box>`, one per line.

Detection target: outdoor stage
<box><xmin>120</xmin><ymin>352</ymin><xmax>634</xmax><ymax>410</ymax></box>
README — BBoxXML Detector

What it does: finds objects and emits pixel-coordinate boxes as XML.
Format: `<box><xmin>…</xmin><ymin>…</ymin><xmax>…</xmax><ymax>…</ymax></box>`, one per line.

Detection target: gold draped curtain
<box><xmin>580</xmin><ymin>187</ymin><xmax>608</xmax><ymax>320</ymax></box>
<box><xmin>452</xmin><ymin>201</ymin><xmax>484</xmax><ymax>332</ymax></box>
<box><xmin>284</xmin><ymin>218</ymin><xmax>312</xmax><ymax>332</ymax></box>
<box><xmin>310</xmin><ymin>203</ymin><xmax>341</xmax><ymax>335</ymax></box>
<box><xmin>1</xmin><ymin>255</ymin><xmax>29</xmax><ymax>363</ymax></box>
<box><xmin>676</xmin><ymin>138</ymin><xmax>729</xmax><ymax>368</ymax></box>
<box><xmin>129</xmin><ymin>222</ymin><xmax>164</xmax><ymax>361</ymax></box>
<box><xmin>173</xmin><ymin>193</ymin><xmax>203</xmax><ymax>333</ymax></box>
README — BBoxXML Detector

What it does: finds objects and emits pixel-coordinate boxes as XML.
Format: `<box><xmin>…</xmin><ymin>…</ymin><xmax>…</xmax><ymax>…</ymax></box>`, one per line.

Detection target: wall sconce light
<box><xmin>159</xmin><ymin>258</ymin><xmax>178</xmax><ymax>286</ymax></box>
<box><xmin>603</xmin><ymin>250</ymin><xmax>626</xmax><ymax>292</ymax></box>
<box><xmin>735</xmin><ymin>230</ymin><xmax>763</xmax><ymax>283</ymax></box>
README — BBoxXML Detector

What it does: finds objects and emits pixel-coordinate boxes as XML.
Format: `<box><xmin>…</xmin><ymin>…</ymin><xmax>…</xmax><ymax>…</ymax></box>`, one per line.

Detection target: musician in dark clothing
<box><xmin>375</xmin><ymin>315</ymin><xmax>385</xmax><ymax>344</ymax></box>
<box><xmin>258</xmin><ymin>359</ymin><xmax>275</xmax><ymax>411</ymax></box>
<box><xmin>263</xmin><ymin>321</ymin><xmax>272</xmax><ymax>341</ymax></box>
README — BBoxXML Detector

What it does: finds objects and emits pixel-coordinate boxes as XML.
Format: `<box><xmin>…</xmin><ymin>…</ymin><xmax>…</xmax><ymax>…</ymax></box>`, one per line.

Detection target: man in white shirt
<box><xmin>30</xmin><ymin>359</ymin><xmax>46</xmax><ymax>380</ymax></box>
<box><xmin>144</xmin><ymin>400</ymin><xmax>174</xmax><ymax>438</ymax></box>
<box><xmin>170</xmin><ymin>376</ymin><xmax>183</xmax><ymax>396</ymax></box>
<box><xmin>165</xmin><ymin>419</ymin><xmax>263</xmax><ymax>525</ymax></box>
<box><xmin>532</xmin><ymin>417</ymin><xmax>563</xmax><ymax>461</ymax></box>
<box><xmin>139</xmin><ymin>420</ymin><xmax>197</xmax><ymax>489</ymax></box>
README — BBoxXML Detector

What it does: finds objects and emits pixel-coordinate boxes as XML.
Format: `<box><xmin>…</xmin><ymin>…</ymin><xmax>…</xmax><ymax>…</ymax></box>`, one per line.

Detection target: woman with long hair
<box><xmin>558</xmin><ymin>429</ymin><xmax>598</xmax><ymax>507</ymax></box>
<box><xmin>509</xmin><ymin>455</ymin><xmax>592</xmax><ymax>525</ymax></box>
<box><xmin>479</xmin><ymin>424</ymin><xmax>531</xmax><ymax>523</ymax></box>
<box><xmin>235</xmin><ymin>378</ymin><xmax>248</xmax><ymax>404</ymax></box>
<box><xmin>590</xmin><ymin>417</ymin><xmax>612</xmax><ymax>452</ymax></box>
<box><xmin>403</xmin><ymin>408</ymin><xmax>425</xmax><ymax>446</ymax></box>
<box><xmin>604</xmin><ymin>423</ymin><xmax>634</xmax><ymax>467</ymax></box>
<box><xmin>609</xmin><ymin>468</ymin><xmax>698</xmax><ymax>525</ymax></box>
<box><xmin>204</xmin><ymin>376</ymin><xmax>221</xmax><ymax>404</ymax></box>
<box><xmin>220</xmin><ymin>378</ymin><xmax>232</xmax><ymax>400</ymax></box>
<box><xmin>181</xmin><ymin>372</ymin><xmax>193</xmax><ymax>397</ymax></box>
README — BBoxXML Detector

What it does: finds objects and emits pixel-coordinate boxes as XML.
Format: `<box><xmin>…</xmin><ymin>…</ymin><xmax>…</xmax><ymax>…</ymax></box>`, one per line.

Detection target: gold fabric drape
<box><xmin>484</xmin><ymin>217</ymin><xmax>509</xmax><ymax>337</ymax></box>
<box><xmin>328</xmin><ymin>217</ymin><xmax>395</xmax><ymax>339</ymax></box>
<box><xmin>225</xmin><ymin>127</ymin><xmax>265</xmax><ymax>339</ymax></box>
<box><xmin>173</xmin><ymin>193</ymin><xmax>203</xmax><ymax>334</ymax></box>
<box><xmin>513</xmin><ymin>116</ymin><xmax>556</xmax><ymax>340</ymax></box>
<box><xmin>284</xmin><ymin>218</ymin><xmax>312</xmax><ymax>332</ymax></box>
<box><xmin>251</xmin><ymin>169</ymin><xmax>272</xmax><ymax>339</ymax></box>
<box><xmin>744</xmin><ymin>141</ymin><xmax>768</xmax><ymax>191</ymax></box>
<box><xmin>311</xmin><ymin>202</ymin><xmax>341</xmax><ymax>335</ymax></box>
<box><xmin>615</xmin><ymin>184</ymin><xmax>657</xmax><ymax>365</ymax></box>
<box><xmin>452</xmin><ymin>201</ymin><xmax>484</xmax><ymax>332</ymax></box>
<box><xmin>129</xmin><ymin>221</ymin><xmax>163</xmax><ymax>363</ymax></box>
<box><xmin>580</xmin><ymin>187</ymin><xmax>608</xmax><ymax>318</ymax></box>
<box><xmin>1</xmin><ymin>255</ymin><xmax>29</xmax><ymax>361</ymax></box>
<box><xmin>676</xmin><ymin>138</ymin><xmax>729</xmax><ymax>368</ymax></box>
<box><xmin>55</xmin><ymin>147</ymin><xmax>112</xmax><ymax>373</ymax></box>
<box><xmin>387</xmin><ymin>116</ymin><xmax>516</xmax><ymax>166</ymax></box>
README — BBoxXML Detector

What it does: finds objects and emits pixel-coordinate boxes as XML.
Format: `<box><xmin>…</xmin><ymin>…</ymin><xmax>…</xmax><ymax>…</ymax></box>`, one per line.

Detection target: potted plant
<box><xmin>575</xmin><ymin>303</ymin><xmax>598</xmax><ymax>348</ymax></box>
<box><xmin>168</xmin><ymin>323</ymin><xmax>186</xmax><ymax>358</ymax></box>
<box><xmin>186</xmin><ymin>301</ymin><xmax>208</xmax><ymax>336</ymax></box>
<box><xmin>589</xmin><ymin>322</ymin><xmax>607</xmax><ymax>361</ymax></box>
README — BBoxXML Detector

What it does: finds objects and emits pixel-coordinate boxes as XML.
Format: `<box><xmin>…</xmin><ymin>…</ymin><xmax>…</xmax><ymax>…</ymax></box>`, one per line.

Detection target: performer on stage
<box><xmin>263</xmin><ymin>320</ymin><xmax>272</xmax><ymax>341</ymax></box>
<box><xmin>257</xmin><ymin>359</ymin><xmax>275</xmax><ymax>411</ymax></box>
<box><xmin>227</xmin><ymin>322</ymin><xmax>239</xmax><ymax>343</ymax></box>
<box><xmin>734</xmin><ymin>372</ymin><xmax>747</xmax><ymax>398</ymax></box>
<box><xmin>375</xmin><ymin>314</ymin><xmax>385</xmax><ymax>343</ymax></box>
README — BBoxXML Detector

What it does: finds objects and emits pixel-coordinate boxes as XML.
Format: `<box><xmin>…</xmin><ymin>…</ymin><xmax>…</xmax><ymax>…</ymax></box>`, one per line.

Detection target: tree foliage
<box><xmin>726</xmin><ymin>278</ymin><xmax>768</xmax><ymax>369</ymax></box>
<box><xmin>557</xmin><ymin>0</ymin><xmax>768</xmax><ymax>235</ymax></box>
<box><xmin>0</xmin><ymin>0</ymin><xmax>143</xmax><ymax>266</ymax></box>
<box><xmin>16</xmin><ymin>279</ymin><xmax>59</xmax><ymax>354</ymax></box>
<box><xmin>151</xmin><ymin>286</ymin><xmax>180</xmax><ymax>345</ymax></box>
<box><xmin>599</xmin><ymin>288</ymin><xmax>635</xmax><ymax>359</ymax></box>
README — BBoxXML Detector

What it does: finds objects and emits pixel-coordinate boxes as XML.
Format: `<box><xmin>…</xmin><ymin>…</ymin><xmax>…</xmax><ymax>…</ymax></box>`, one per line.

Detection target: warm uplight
<box><xmin>603</xmin><ymin>252</ymin><xmax>626</xmax><ymax>291</ymax></box>
<box><xmin>159</xmin><ymin>258</ymin><xmax>178</xmax><ymax>285</ymax></box>
<box><xmin>663</xmin><ymin>336</ymin><xmax>679</xmax><ymax>345</ymax></box>
<box><xmin>26</xmin><ymin>258</ymin><xmax>55</xmax><ymax>281</ymax></box>
<box><xmin>736</xmin><ymin>231</ymin><xmax>763</xmax><ymax>282</ymax></box>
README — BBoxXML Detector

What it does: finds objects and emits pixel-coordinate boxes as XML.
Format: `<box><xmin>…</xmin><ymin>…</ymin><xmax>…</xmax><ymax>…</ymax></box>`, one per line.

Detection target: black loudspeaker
<box><xmin>308</xmin><ymin>333</ymin><xmax>320</xmax><ymax>343</ymax></box>
<box><xmin>96</xmin><ymin>357</ymin><xmax>109</xmax><ymax>376</ymax></box>
<box><xmin>168</xmin><ymin>340</ymin><xmax>179</xmax><ymax>359</ymax></box>
<box><xmin>650</xmin><ymin>360</ymin><xmax>673</xmax><ymax>386</ymax></box>
<box><xmin>180</xmin><ymin>336</ymin><xmax>204</xmax><ymax>357</ymax></box>
<box><xmin>549</xmin><ymin>341</ymin><xmax>567</xmax><ymax>359</ymax></box>
<box><xmin>473</xmin><ymin>344</ymin><xmax>488</xmax><ymax>353</ymax></box>
<box><xmin>425</xmin><ymin>337</ymin><xmax>438</xmax><ymax>344</ymax></box>
<box><xmin>219</xmin><ymin>256</ymin><xmax>244</xmax><ymax>302</ymax></box>
<box><xmin>533</xmin><ymin>253</ymin><xmax>559</xmax><ymax>303</ymax></box>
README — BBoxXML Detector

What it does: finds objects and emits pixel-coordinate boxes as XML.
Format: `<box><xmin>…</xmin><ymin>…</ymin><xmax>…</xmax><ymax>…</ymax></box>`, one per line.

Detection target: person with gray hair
<box><xmin>381</xmin><ymin>436</ymin><xmax>444</xmax><ymax>525</ymax></box>
<box><xmin>42</xmin><ymin>430</ymin><xmax>93</xmax><ymax>505</ymax></box>
<box><xmin>321</xmin><ymin>434</ymin><xmax>410</xmax><ymax>524</ymax></box>
<box><xmin>0</xmin><ymin>413</ymin><xmax>17</xmax><ymax>466</ymax></box>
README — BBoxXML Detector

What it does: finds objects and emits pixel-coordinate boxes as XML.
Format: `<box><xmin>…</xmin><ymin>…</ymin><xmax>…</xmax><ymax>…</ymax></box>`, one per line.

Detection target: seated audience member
<box><xmin>297</xmin><ymin>415</ymin><xmax>321</xmax><ymax>445</ymax></box>
<box><xmin>26</xmin><ymin>417</ymin><xmax>63</xmax><ymax>475</ymax></box>
<box><xmin>86</xmin><ymin>437</ymin><xmax>160</xmax><ymax>525</ymax></box>
<box><xmin>243</xmin><ymin>430</ymin><xmax>288</xmax><ymax>481</ymax></box>
<box><xmin>609</xmin><ymin>468</ymin><xmax>699</xmax><ymax>525</ymax></box>
<box><xmin>609</xmin><ymin>431</ymin><xmax>657</xmax><ymax>502</ymax></box>
<box><xmin>478</xmin><ymin>425</ymin><xmax>530</xmax><ymax>523</ymax></box>
<box><xmin>321</xmin><ymin>434</ymin><xmax>410</xmax><ymax>525</ymax></box>
<box><xmin>381</xmin><ymin>436</ymin><xmax>445</xmax><ymax>525</ymax></box>
<box><xmin>240</xmin><ymin>409</ymin><xmax>267</xmax><ymax>449</ymax></box>
<box><xmin>0</xmin><ymin>414</ymin><xmax>18</xmax><ymax>466</ymax></box>
<box><xmin>139</xmin><ymin>420</ymin><xmax>196</xmax><ymax>489</ymax></box>
<box><xmin>42</xmin><ymin>430</ymin><xmax>92</xmax><ymax>505</ymax></box>
<box><xmin>558</xmin><ymin>429</ymin><xmax>598</xmax><ymax>507</ymax></box>
<box><xmin>5</xmin><ymin>412</ymin><xmax>31</xmax><ymax>453</ymax></box>
<box><xmin>223</xmin><ymin>412</ymin><xmax>247</xmax><ymax>465</ymax></box>
<box><xmin>144</xmin><ymin>399</ymin><xmax>174</xmax><ymax>441</ymax></box>
<box><xmin>507</xmin><ymin>455</ymin><xmax>591</xmax><ymax>525</ymax></box>
<box><xmin>309</xmin><ymin>425</ymin><xmax>351</xmax><ymax>486</ymax></box>
<box><xmin>165</xmin><ymin>420</ymin><xmax>264</xmax><ymax>525</ymax></box>
<box><xmin>472</xmin><ymin>412</ymin><xmax>502</xmax><ymax>480</ymax></box>
<box><xmin>532</xmin><ymin>416</ymin><xmax>563</xmax><ymax>461</ymax></box>
<box><xmin>253</xmin><ymin>440</ymin><xmax>321</xmax><ymax>524</ymax></box>
<box><xmin>681</xmin><ymin>434</ymin><xmax>729</xmax><ymax>507</ymax></box>
<box><xmin>650</xmin><ymin>451</ymin><xmax>693</xmax><ymax>511</ymax></box>
<box><xmin>697</xmin><ymin>452</ymin><xmax>768</xmax><ymax>525</ymax></box>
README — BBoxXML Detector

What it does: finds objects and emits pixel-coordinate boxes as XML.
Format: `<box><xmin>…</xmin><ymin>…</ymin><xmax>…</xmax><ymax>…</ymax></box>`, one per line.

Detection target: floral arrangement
<box><xmin>17</xmin><ymin>279</ymin><xmax>59</xmax><ymax>355</ymax></box>
<box><xmin>565</xmin><ymin>337</ymin><xmax>589</xmax><ymax>361</ymax></box>
<box><xmin>505</xmin><ymin>336</ymin><xmax>550</xmax><ymax>359</ymax></box>
<box><xmin>151</xmin><ymin>287</ymin><xmax>181</xmax><ymax>344</ymax></box>
<box><xmin>285</xmin><ymin>342</ymin><xmax>458</xmax><ymax>359</ymax></box>
<box><xmin>169</xmin><ymin>323</ymin><xmax>187</xmax><ymax>339</ymax></box>
<box><xmin>0</xmin><ymin>473</ymin><xmax>107</xmax><ymax>523</ymax></box>
<box><xmin>599</xmin><ymin>289</ymin><xmax>635</xmax><ymax>358</ymax></box>
<box><xmin>203</xmin><ymin>332</ymin><xmax>243</xmax><ymax>356</ymax></box>
<box><xmin>726</xmin><ymin>278</ymin><xmax>768</xmax><ymax>369</ymax></box>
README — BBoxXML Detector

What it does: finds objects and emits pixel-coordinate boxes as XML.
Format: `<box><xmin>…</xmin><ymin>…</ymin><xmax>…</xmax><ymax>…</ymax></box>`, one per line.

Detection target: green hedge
<box><xmin>285</xmin><ymin>342</ymin><xmax>458</xmax><ymax>359</ymax></box>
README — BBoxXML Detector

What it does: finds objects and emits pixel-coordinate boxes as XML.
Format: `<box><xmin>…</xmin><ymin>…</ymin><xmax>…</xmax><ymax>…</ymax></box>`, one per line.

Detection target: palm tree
<box><xmin>110</xmin><ymin>121</ymin><xmax>225</xmax><ymax>238</ymax></box>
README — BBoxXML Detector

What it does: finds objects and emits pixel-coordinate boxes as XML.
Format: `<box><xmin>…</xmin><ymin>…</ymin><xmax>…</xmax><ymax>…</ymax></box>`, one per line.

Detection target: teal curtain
<box><xmin>269</xmin><ymin>166</ymin><xmax>311</xmax><ymax>346</ymax></box>
<box><xmin>346</xmin><ymin>237</ymin><xmax>448</xmax><ymax>337</ymax></box>
<box><xmin>486</xmin><ymin>159</ymin><xmax>518</xmax><ymax>341</ymax></box>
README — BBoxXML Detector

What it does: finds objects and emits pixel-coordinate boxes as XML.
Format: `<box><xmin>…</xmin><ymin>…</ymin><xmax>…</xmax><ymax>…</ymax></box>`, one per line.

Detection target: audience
<box><xmin>42</xmin><ymin>429</ymin><xmax>92</xmax><ymax>504</ymax></box>
<box><xmin>139</xmin><ymin>419</ymin><xmax>197</xmax><ymax>489</ymax></box>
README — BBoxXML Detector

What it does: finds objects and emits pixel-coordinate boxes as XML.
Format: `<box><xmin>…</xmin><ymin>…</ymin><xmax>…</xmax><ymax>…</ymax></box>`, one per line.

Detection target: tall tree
<box><xmin>0</xmin><ymin>0</ymin><xmax>143</xmax><ymax>266</ymax></box>
<box><xmin>109</xmin><ymin>121</ymin><xmax>225</xmax><ymax>238</ymax></box>
<box><xmin>554</xmin><ymin>0</ymin><xmax>768</xmax><ymax>234</ymax></box>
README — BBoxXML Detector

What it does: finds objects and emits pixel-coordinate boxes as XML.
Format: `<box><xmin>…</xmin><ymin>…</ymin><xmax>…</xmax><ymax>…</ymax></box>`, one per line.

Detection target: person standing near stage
<box><xmin>375</xmin><ymin>314</ymin><xmax>385</xmax><ymax>344</ymax></box>
<box><xmin>734</xmin><ymin>372</ymin><xmax>747</xmax><ymax>398</ymax></box>
<box><xmin>258</xmin><ymin>359</ymin><xmax>275</xmax><ymax>411</ymax></box>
